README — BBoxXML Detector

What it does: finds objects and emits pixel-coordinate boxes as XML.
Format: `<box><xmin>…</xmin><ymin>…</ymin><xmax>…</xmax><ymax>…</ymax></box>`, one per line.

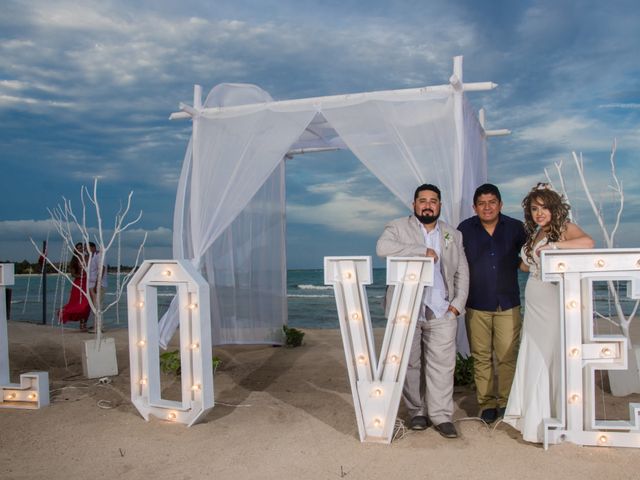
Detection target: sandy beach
<box><xmin>1</xmin><ymin>321</ymin><xmax>639</xmax><ymax>480</ymax></box>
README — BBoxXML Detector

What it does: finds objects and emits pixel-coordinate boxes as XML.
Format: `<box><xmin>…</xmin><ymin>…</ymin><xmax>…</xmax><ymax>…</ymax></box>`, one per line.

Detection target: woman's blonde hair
<box><xmin>522</xmin><ymin>183</ymin><xmax>570</xmax><ymax>263</ymax></box>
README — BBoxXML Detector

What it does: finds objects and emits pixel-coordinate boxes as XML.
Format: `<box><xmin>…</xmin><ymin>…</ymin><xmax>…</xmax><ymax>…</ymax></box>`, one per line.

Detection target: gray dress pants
<box><xmin>403</xmin><ymin>314</ymin><xmax>458</xmax><ymax>425</ymax></box>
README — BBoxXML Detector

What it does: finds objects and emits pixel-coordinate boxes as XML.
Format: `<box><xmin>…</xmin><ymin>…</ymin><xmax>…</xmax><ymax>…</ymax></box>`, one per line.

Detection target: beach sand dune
<box><xmin>1</xmin><ymin>322</ymin><xmax>639</xmax><ymax>480</ymax></box>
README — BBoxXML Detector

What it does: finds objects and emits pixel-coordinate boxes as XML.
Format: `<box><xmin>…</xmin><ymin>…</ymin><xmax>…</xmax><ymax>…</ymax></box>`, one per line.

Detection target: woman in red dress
<box><xmin>59</xmin><ymin>243</ymin><xmax>91</xmax><ymax>331</ymax></box>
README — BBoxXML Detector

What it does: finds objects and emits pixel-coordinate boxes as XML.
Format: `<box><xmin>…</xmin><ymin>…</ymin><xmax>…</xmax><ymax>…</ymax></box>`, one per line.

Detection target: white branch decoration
<box><xmin>544</xmin><ymin>160</ymin><xmax>573</xmax><ymax>222</ymax></box>
<box><xmin>546</xmin><ymin>139</ymin><xmax>638</xmax><ymax>340</ymax></box>
<box><xmin>31</xmin><ymin>178</ymin><xmax>147</xmax><ymax>346</ymax></box>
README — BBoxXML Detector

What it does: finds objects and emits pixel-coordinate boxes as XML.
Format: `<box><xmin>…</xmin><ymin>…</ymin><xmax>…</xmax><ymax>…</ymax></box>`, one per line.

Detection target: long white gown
<box><xmin>503</xmin><ymin>237</ymin><xmax>562</xmax><ymax>443</ymax></box>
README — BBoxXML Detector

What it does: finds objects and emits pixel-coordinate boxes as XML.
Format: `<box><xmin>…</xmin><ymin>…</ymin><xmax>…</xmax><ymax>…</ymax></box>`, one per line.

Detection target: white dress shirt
<box><xmin>417</xmin><ymin>218</ymin><xmax>449</xmax><ymax>320</ymax></box>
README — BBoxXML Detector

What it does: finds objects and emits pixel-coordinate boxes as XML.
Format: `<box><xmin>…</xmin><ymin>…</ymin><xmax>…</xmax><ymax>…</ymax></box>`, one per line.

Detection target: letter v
<box><xmin>324</xmin><ymin>256</ymin><xmax>434</xmax><ymax>443</ymax></box>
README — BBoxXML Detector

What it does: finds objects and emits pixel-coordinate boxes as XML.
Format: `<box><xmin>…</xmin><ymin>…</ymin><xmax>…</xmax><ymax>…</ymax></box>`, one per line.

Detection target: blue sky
<box><xmin>1</xmin><ymin>0</ymin><xmax>639</xmax><ymax>268</ymax></box>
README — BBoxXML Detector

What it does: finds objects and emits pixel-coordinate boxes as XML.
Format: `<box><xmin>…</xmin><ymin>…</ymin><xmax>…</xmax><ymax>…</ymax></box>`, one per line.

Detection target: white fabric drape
<box><xmin>161</xmin><ymin>85</ymin><xmax>314</xmax><ymax>346</ymax></box>
<box><xmin>202</xmin><ymin>163</ymin><xmax>287</xmax><ymax>345</ymax></box>
<box><xmin>161</xmin><ymin>83</ymin><xmax>487</xmax><ymax>347</ymax></box>
<box><xmin>189</xmin><ymin>108</ymin><xmax>317</xmax><ymax>265</ymax></box>
<box><xmin>460</xmin><ymin>96</ymin><xmax>487</xmax><ymax>215</ymax></box>
<box><xmin>320</xmin><ymin>92</ymin><xmax>463</xmax><ymax>223</ymax></box>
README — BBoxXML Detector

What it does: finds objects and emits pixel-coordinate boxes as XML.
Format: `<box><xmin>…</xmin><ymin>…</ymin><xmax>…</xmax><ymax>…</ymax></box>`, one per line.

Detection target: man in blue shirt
<box><xmin>457</xmin><ymin>184</ymin><xmax>526</xmax><ymax>424</ymax></box>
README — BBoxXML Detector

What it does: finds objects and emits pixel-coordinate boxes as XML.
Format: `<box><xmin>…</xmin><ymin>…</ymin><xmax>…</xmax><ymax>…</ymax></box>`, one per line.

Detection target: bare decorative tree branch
<box><xmin>545</xmin><ymin>139</ymin><xmax>638</xmax><ymax>340</ymax></box>
<box><xmin>31</xmin><ymin>178</ymin><xmax>147</xmax><ymax>346</ymax></box>
<box><xmin>544</xmin><ymin>160</ymin><xmax>573</xmax><ymax>222</ymax></box>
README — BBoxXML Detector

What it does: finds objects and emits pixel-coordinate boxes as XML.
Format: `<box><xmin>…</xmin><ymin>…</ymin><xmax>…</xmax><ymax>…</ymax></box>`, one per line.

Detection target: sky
<box><xmin>1</xmin><ymin>0</ymin><xmax>639</xmax><ymax>269</ymax></box>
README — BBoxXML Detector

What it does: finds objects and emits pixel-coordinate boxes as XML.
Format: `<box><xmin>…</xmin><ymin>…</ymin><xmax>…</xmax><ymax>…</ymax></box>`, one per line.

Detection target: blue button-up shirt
<box><xmin>457</xmin><ymin>213</ymin><xmax>526</xmax><ymax>311</ymax></box>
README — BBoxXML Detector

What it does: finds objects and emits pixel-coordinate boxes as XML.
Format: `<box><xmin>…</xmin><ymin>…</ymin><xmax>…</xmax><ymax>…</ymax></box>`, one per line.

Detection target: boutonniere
<box><xmin>443</xmin><ymin>232</ymin><xmax>452</xmax><ymax>248</ymax></box>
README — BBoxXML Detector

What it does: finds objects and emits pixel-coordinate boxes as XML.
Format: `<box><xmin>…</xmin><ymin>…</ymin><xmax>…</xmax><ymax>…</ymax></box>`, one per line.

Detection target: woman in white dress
<box><xmin>504</xmin><ymin>183</ymin><xmax>594</xmax><ymax>443</ymax></box>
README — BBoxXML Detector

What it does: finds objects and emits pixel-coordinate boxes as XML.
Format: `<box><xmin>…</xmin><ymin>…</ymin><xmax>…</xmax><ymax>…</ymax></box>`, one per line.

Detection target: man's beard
<box><xmin>415</xmin><ymin>209</ymin><xmax>440</xmax><ymax>224</ymax></box>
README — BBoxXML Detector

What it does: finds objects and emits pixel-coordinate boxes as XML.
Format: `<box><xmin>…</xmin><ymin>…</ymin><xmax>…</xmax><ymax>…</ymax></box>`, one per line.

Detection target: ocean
<box><xmin>3</xmin><ymin>270</ymin><xmax>388</xmax><ymax>330</ymax></box>
<box><xmin>4</xmin><ymin>271</ymin><xmax>636</xmax><ymax>331</ymax></box>
<box><xmin>287</xmin><ymin>269</ymin><xmax>388</xmax><ymax>329</ymax></box>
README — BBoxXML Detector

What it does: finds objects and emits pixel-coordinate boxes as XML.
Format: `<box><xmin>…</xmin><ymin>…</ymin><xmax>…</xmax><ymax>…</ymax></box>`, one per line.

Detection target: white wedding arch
<box><xmin>160</xmin><ymin>55</ymin><xmax>507</xmax><ymax>348</ymax></box>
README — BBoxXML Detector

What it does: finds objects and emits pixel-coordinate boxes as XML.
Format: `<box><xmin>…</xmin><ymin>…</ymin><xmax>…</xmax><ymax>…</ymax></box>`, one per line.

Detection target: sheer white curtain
<box><xmin>202</xmin><ymin>163</ymin><xmax>287</xmax><ymax>345</ymax></box>
<box><xmin>460</xmin><ymin>96</ymin><xmax>487</xmax><ymax>216</ymax></box>
<box><xmin>321</xmin><ymin>92</ymin><xmax>465</xmax><ymax>225</ymax></box>
<box><xmin>189</xmin><ymin>107</ymin><xmax>316</xmax><ymax>264</ymax></box>
<box><xmin>160</xmin><ymin>85</ymin><xmax>315</xmax><ymax>346</ymax></box>
<box><xmin>161</xmin><ymin>83</ymin><xmax>487</xmax><ymax>347</ymax></box>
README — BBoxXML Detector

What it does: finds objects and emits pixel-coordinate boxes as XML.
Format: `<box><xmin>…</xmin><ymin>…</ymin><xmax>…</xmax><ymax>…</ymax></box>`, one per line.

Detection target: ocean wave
<box><xmin>297</xmin><ymin>284</ymin><xmax>333</xmax><ymax>290</ymax></box>
<box><xmin>288</xmin><ymin>294</ymin><xmax>333</xmax><ymax>298</ymax></box>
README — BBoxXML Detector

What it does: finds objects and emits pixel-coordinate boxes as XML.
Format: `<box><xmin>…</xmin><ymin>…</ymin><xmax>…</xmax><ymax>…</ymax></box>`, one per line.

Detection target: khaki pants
<box><xmin>466</xmin><ymin>307</ymin><xmax>521</xmax><ymax>410</ymax></box>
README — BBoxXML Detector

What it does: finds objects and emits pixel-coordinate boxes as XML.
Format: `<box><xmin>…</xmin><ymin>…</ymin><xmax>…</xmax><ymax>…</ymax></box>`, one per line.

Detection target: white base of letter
<box><xmin>82</xmin><ymin>337</ymin><xmax>119</xmax><ymax>379</ymax></box>
<box><xmin>1</xmin><ymin>372</ymin><xmax>50</xmax><ymax>409</ymax></box>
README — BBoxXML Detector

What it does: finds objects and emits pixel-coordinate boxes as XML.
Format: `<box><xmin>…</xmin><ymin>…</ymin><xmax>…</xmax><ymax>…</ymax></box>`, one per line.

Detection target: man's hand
<box><xmin>447</xmin><ymin>305</ymin><xmax>460</xmax><ymax>316</ymax></box>
<box><xmin>425</xmin><ymin>248</ymin><xmax>439</xmax><ymax>263</ymax></box>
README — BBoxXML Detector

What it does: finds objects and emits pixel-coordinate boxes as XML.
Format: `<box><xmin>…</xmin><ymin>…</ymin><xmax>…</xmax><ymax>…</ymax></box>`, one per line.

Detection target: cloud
<box><xmin>287</xmin><ymin>182</ymin><xmax>406</xmax><ymax>235</ymax></box>
<box><xmin>0</xmin><ymin>219</ymin><xmax>57</xmax><ymax>241</ymax></box>
<box><xmin>0</xmin><ymin>218</ymin><xmax>172</xmax><ymax>263</ymax></box>
<box><xmin>0</xmin><ymin>94</ymin><xmax>76</xmax><ymax>109</ymax></box>
<box><xmin>517</xmin><ymin>116</ymin><xmax>607</xmax><ymax>150</ymax></box>
<box><xmin>1</xmin><ymin>0</ymin><xmax>639</xmax><ymax>266</ymax></box>
<box><xmin>599</xmin><ymin>103</ymin><xmax>640</xmax><ymax>110</ymax></box>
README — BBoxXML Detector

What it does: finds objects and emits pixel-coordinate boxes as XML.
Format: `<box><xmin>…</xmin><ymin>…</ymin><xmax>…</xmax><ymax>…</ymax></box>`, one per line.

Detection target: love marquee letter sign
<box><xmin>127</xmin><ymin>260</ymin><xmax>214</xmax><ymax>426</ymax></box>
<box><xmin>324</xmin><ymin>256</ymin><xmax>433</xmax><ymax>444</ymax></box>
<box><xmin>0</xmin><ymin>263</ymin><xmax>49</xmax><ymax>409</ymax></box>
<box><xmin>541</xmin><ymin>249</ymin><xmax>640</xmax><ymax>449</ymax></box>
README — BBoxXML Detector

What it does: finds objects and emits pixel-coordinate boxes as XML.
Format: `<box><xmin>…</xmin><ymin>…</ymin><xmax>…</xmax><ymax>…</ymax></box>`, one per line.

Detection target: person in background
<box><xmin>457</xmin><ymin>183</ymin><xmax>526</xmax><ymax>424</ymax></box>
<box><xmin>87</xmin><ymin>241</ymin><xmax>108</xmax><ymax>332</ymax></box>
<box><xmin>59</xmin><ymin>242</ymin><xmax>91</xmax><ymax>331</ymax></box>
